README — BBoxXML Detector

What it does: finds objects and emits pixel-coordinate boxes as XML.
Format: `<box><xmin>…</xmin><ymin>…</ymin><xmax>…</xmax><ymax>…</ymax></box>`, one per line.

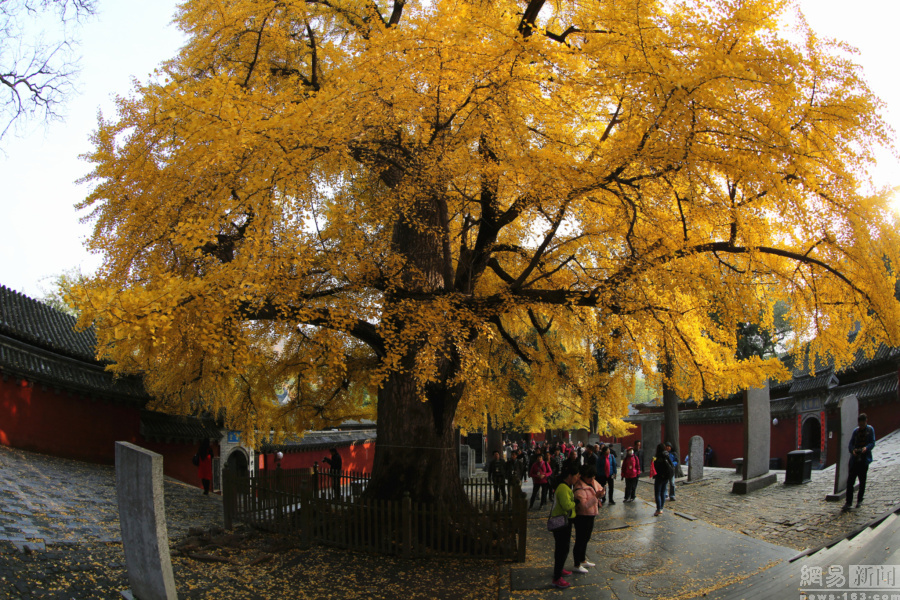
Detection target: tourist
<box><xmin>549</xmin><ymin>464</ymin><xmax>580</xmax><ymax>589</ymax></box>
<box><xmin>323</xmin><ymin>447</ymin><xmax>343</xmax><ymax>499</ymax></box>
<box><xmin>518</xmin><ymin>448</ymin><xmax>529</xmax><ymax>483</ymax></box>
<box><xmin>843</xmin><ymin>413</ymin><xmax>876</xmax><ymax>510</ymax></box>
<box><xmin>621</xmin><ymin>447</ymin><xmax>641</xmax><ymax>501</ymax></box>
<box><xmin>488</xmin><ymin>450</ymin><xmax>508</xmax><ymax>503</ymax></box>
<box><xmin>563</xmin><ymin>450</ymin><xmax>580</xmax><ymax>476</ymax></box>
<box><xmin>507</xmin><ymin>450</ymin><xmax>526</xmax><ymax>487</ymax></box>
<box><xmin>598</xmin><ymin>445</ymin><xmax>617</xmax><ymax>504</ymax></box>
<box><xmin>583</xmin><ymin>445</ymin><xmax>597</xmax><ymax>468</ymax></box>
<box><xmin>704</xmin><ymin>444</ymin><xmax>715</xmax><ymax>467</ymax></box>
<box><xmin>550</xmin><ymin>448</ymin><xmax>565</xmax><ymax>482</ymax></box>
<box><xmin>664</xmin><ymin>442</ymin><xmax>677</xmax><ymax>501</ymax></box>
<box><xmin>634</xmin><ymin>440</ymin><xmax>645</xmax><ymax>476</ymax></box>
<box><xmin>529</xmin><ymin>452</ymin><xmax>553</xmax><ymax>509</ymax></box>
<box><xmin>572</xmin><ymin>464</ymin><xmax>604</xmax><ymax>573</ymax></box>
<box><xmin>651</xmin><ymin>444</ymin><xmax>672</xmax><ymax>516</ymax></box>
<box><xmin>196</xmin><ymin>439</ymin><xmax>214</xmax><ymax>495</ymax></box>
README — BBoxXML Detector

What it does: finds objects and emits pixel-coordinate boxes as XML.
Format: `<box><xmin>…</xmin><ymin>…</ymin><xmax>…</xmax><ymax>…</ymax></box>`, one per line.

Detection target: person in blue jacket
<box><xmin>844</xmin><ymin>413</ymin><xmax>876</xmax><ymax>510</ymax></box>
<box><xmin>664</xmin><ymin>442</ymin><xmax>678</xmax><ymax>501</ymax></box>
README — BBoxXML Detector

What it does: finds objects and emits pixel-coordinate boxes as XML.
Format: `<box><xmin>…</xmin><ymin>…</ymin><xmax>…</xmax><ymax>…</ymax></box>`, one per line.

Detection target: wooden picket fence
<box><xmin>222</xmin><ymin>468</ymin><xmax>527</xmax><ymax>561</ymax></box>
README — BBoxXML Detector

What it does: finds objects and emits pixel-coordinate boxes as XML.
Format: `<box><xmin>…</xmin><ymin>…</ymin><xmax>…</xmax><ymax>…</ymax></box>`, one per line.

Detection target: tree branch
<box><xmin>242</xmin><ymin>302</ymin><xmax>386</xmax><ymax>357</ymax></box>
<box><xmin>490</xmin><ymin>316</ymin><xmax>533</xmax><ymax>365</ymax></box>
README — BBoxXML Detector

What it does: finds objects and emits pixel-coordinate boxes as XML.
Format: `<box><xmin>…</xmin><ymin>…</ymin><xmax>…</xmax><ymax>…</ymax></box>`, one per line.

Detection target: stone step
<box><xmin>808</xmin><ymin>537</ymin><xmax>851</xmax><ymax>563</ymax></box>
<box><xmin>844</xmin><ymin>520</ymin><xmax>884</xmax><ymax>550</ymax></box>
<box><xmin>807</xmin><ymin>512</ymin><xmax>900</xmax><ymax>569</ymax></box>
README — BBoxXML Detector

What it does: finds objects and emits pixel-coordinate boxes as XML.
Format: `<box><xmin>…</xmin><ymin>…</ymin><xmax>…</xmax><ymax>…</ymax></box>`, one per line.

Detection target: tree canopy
<box><xmin>74</xmin><ymin>0</ymin><xmax>900</xmax><ymax>459</ymax></box>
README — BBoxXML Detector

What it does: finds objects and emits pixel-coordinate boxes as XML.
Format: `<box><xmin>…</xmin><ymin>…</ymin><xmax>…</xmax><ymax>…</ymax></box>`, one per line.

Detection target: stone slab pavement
<box><xmin>503</xmin><ymin>499</ymin><xmax>795</xmax><ymax>600</ymax></box>
<box><xmin>3</xmin><ymin>427</ymin><xmax>899</xmax><ymax>599</ymax></box>
<box><xmin>0</xmin><ymin>445</ymin><xmax>221</xmax><ymax>598</ymax></box>
<box><xmin>500</xmin><ymin>427</ymin><xmax>900</xmax><ymax>598</ymax></box>
<box><xmin>638</xmin><ymin>427</ymin><xmax>900</xmax><ymax>552</ymax></box>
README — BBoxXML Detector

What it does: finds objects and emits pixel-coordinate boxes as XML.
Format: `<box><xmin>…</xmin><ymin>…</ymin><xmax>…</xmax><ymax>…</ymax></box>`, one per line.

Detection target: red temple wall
<box><xmin>1</xmin><ymin>375</ymin><xmax>218</xmax><ymax>489</ymax></box>
<box><xmin>0</xmin><ymin>376</ymin><xmax>141</xmax><ymax>464</ymax></box>
<box><xmin>259</xmin><ymin>441</ymin><xmax>376</xmax><ymax>473</ymax></box>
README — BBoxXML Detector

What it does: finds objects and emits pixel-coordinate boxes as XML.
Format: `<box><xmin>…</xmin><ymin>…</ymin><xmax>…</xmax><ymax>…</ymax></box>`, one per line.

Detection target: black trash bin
<box><xmin>785</xmin><ymin>449</ymin><xmax>813</xmax><ymax>484</ymax></box>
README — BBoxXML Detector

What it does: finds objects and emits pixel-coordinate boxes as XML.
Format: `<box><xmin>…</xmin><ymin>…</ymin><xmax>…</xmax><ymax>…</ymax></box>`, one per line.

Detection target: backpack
<box><xmin>192</xmin><ymin>453</ymin><xmax>200</xmax><ymax>467</ymax></box>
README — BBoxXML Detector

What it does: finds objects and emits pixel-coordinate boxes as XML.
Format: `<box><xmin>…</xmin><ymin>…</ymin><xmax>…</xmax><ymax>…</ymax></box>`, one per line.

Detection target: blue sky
<box><xmin>1</xmin><ymin>0</ymin><xmax>898</xmax><ymax>299</ymax></box>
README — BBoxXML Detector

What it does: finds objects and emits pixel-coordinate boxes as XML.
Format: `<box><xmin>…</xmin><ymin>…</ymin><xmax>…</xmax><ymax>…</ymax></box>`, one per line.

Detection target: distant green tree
<box><xmin>736</xmin><ymin>301</ymin><xmax>792</xmax><ymax>361</ymax></box>
<box><xmin>38</xmin><ymin>268</ymin><xmax>84</xmax><ymax>316</ymax></box>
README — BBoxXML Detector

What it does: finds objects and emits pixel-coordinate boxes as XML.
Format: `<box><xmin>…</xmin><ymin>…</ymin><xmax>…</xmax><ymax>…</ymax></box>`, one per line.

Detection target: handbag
<box><xmin>546</xmin><ymin>495</ymin><xmax>568</xmax><ymax>531</ymax></box>
<box><xmin>547</xmin><ymin>514</ymin><xmax>567</xmax><ymax>531</ymax></box>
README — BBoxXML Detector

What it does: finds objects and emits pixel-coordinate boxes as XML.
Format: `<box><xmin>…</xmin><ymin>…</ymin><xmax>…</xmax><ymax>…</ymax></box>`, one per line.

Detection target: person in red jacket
<box><xmin>529</xmin><ymin>452</ymin><xmax>553</xmax><ymax>509</ymax></box>
<box><xmin>620</xmin><ymin>447</ymin><xmax>642</xmax><ymax>502</ymax></box>
<box><xmin>197</xmin><ymin>439</ymin><xmax>214</xmax><ymax>495</ymax></box>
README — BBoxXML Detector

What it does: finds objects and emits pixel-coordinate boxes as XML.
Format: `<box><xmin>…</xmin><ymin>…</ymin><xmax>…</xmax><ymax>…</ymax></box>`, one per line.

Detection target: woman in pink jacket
<box><xmin>571</xmin><ymin>464</ymin><xmax>605</xmax><ymax>573</ymax></box>
<box><xmin>620</xmin><ymin>447</ymin><xmax>642</xmax><ymax>502</ymax></box>
<box><xmin>529</xmin><ymin>453</ymin><xmax>553</xmax><ymax>509</ymax></box>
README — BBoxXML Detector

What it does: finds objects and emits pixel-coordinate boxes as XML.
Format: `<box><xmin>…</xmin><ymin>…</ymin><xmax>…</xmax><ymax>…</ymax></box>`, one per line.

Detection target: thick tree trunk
<box><xmin>662</xmin><ymin>382</ymin><xmax>684</xmax><ymax>478</ymax></box>
<box><xmin>486</xmin><ymin>415</ymin><xmax>503</xmax><ymax>458</ymax></box>
<box><xmin>366</xmin><ymin>357</ymin><xmax>469</xmax><ymax>505</ymax></box>
<box><xmin>364</xmin><ymin>193</ymin><xmax>472</xmax><ymax>504</ymax></box>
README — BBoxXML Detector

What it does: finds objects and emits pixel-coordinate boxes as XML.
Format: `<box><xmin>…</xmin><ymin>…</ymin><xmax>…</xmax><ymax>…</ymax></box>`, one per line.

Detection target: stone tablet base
<box><xmin>731</xmin><ymin>472</ymin><xmax>777</xmax><ymax>495</ymax></box>
<box><xmin>825</xmin><ymin>482</ymin><xmax>860</xmax><ymax>502</ymax></box>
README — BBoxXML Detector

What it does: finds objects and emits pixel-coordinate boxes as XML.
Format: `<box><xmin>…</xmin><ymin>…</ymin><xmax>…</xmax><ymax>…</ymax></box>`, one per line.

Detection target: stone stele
<box><xmin>732</xmin><ymin>382</ymin><xmax>777</xmax><ymax>494</ymax></box>
<box><xmin>641</xmin><ymin>417</ymin><xmax>662</xmax><ymax>474</ymax></box>
<box><xmin>828</xmin><ymin>394</ymin><xmax>859</xmax><ymax>501</ymax></box>
<box><xmin>115</xmin><ymin>442</ymin><xmax>178</xmax><ymax>600</ymax></box>
<box><xmin>688</xmin><ymin>435</ymin><xmax>704</xmax><ymax>482</ymax></box>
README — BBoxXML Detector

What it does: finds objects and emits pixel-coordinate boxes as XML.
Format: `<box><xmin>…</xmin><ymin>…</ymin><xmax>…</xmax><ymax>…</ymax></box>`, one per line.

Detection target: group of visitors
<box><xmin>491</xmin><ymin>439</ymin><xmax>638</xmax><ymax>509</ymax></box>
<box><xmin>546</xmin><ymin>440</ymin><xmax>679</xmax><ymax>588</ymax></box>
<box><xmin>548</xmin><ymin>463</ymin><xmax>602</xmax><ymax>589</ymax></box>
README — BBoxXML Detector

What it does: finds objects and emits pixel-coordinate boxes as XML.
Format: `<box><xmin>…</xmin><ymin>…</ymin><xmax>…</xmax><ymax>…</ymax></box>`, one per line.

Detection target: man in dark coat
<box><xmin>488</xmin><ymin>450</ymin><xmax>508</xmax><ymax>502</ymax></box>
<box><xmin>323</xmin><ymin>447</ymin><xmax>343</xmax><ymax>499</ymax></box>
<box><xmin>844</xmin><ymin>413</ymin><xmax>876</xmax><ymax>510</ymax></box>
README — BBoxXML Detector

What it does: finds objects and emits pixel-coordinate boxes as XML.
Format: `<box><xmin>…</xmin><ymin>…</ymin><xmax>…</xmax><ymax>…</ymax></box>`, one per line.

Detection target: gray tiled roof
<box><xmin>0</xmin><ymin>285</ymin><xmax>147</xmax><ymax>403</ymax></box>
<box><xmin>260</xmin><ymin>429</ymin><xmax>377</xmax><ymax>453</ymax></box>
<box><xmin>140</xmin><ymin>410</ymin><xmax>221</xmax><ymax>442</ymax></box>
<box><xmin>0</xmin><ymin>285</ymin><xmax>96</xmax><ymax>361</ymax></box>
<box><xmin>789</xmin><ymin>369</ymin><xmax>839</xmax><ymax>395</ymax></box>
<box><xmin>844</xmin><ymin>344</ymin><xmax>900</xmax><ymax>374</ymax></box>
<box><xmin>0</xmin><ymin>333</ymin><xmax>146</xmax><ymax>402</ymax></box>
<box><xmin>827</xmin><ymin>372</ymin><xmax>898</xmax><ymax>408</ymax></box>
<box><xmin>788</xmin><ymin>343</ymin><xmax>900</xmax><ymax>380</ymax></box>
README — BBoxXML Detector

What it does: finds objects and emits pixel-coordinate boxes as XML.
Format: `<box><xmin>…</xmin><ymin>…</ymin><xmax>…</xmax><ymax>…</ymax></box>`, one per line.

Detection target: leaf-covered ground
<box><xmin>0</xmin><ymin>446</ymin><xmax>499</xmax><ymax>599</ymax></box>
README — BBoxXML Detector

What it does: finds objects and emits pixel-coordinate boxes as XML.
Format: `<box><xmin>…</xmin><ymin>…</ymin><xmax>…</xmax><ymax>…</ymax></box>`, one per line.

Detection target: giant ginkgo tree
<box><xmin>74</xmin><ymin>0</ymin><xmax>900</xmax><ymax>503</ymax></box>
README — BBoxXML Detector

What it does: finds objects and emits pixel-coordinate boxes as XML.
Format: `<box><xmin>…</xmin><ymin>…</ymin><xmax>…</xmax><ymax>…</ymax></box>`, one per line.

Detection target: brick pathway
<box><xmin>0</xmin><ymin>446</ymin><xmax>221</xmax><ymax>598</ymax></box>
<box><xmin>0</xmin><ymin>446</ymin><xmax>221</xmax><ymax>551</ymax></box>
<box><xmin>633</xmin><ymin>427</ymin><xmax>900</xmax><ymax>551</ymax></box>
<box><xmin>2</xmin><ymin>430</ymin><xmax>898</xmax><ymax>599</ymax></box>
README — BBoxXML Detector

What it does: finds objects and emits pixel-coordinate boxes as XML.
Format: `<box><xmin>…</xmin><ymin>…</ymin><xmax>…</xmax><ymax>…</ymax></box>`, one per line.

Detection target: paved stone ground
<box><xmin>633</xmin><ymin>427</ymin><xmax>900</xmax><ymax>551</ymax></box>
<box><xmin>2</xmin><ymin>429</ymin><xmax>899</xmax><ymax>599</ymax></box>
<box><xmin>0</xmin><ymin>446</ymin><xmax>222</xmax><ymax>598</ymax></box>
<box><xmin>0</xmin><ymin>447</ymin><xmax>222</xmax><ymax>552</ymax></box>
<box><xmin>505</xmin><ymin>498</ymin><xmax>795</xmax><ymax>600</ymax></box>
<box><xmin>0</xmin><ymin>446</ymin><xmax>497</xmax><ymax>600</ymax></box>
